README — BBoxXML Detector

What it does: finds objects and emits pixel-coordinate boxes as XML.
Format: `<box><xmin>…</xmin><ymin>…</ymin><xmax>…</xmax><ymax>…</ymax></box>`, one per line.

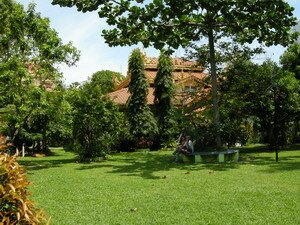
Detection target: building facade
<box><xmin>108</xmin><ymin>54</ymin><xmax>210</xmax><ymax>109</ymax></box>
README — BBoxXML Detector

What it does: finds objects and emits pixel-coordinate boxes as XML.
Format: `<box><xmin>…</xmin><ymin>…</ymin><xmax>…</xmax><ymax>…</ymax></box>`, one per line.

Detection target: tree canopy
<box><xmin>52</xmin><ymin>0</ymin><xmax>298</xmax><ymax>148</ymax></box>
<box><xmin>88</xmin><ymin>70</ymin><xmax>124</xmax><ymax>94</ymax></box>
<box><xmin>52</xmin><ymin>0</ymin><xmax>298</xmax><ymax>49</ymax></box>
<box><xmin>69</xmin><ymin>82</ymin><xmax>125</xmax><ymax>160</ymax></box>
<box><xmin>221</xmin><ymin>59</ymin><xmax>300</xmax><ymax>148</ymax></box>
<box><xmin>0</xmin><ymin>0</ymin><xmax>79</xmax><ymax>151</ymax></box>
<box><xmin>280</xmin><ymin>43</ymin><xmax>300</xmax><ymax>80</ymax></box>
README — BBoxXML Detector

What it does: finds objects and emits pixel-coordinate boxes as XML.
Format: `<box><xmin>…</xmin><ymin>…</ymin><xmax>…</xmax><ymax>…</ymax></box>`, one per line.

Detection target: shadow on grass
<box><xmin>19</xmin><ymin>158</ymin><xmax>76</xmax><ymax>171</ymax></box>
<box><xmin>259</xmin><ymin>161</ymin><xmax>300</xmax><ymax>173</ymax></box>
<box><xmin>18</xmin><ymin>149</ymin><xmax>77</xmax><ymax>171</ymax></box>
<box><xmin>77</xmin><ymin>151</ymin><xmax>300</xmax><ymax>179</ymax></box>
<box><xmin>19</xmin><ymin>149</ymin><xmax>300</xmax><ymax>178</ymax></box>
<box><xmin>76</xmin><ymin>152</ymin><xmax>241</xmax><ymax>179</ymax></box>
<box><xmin>235</xmin><ymin>143</ymin><xmax>300</xmax><ymax>153</ymax></box>
<box><xmin>239</xmin><ymin>153</ymin><xmax>300</xmax><ymax>173</ymax></box>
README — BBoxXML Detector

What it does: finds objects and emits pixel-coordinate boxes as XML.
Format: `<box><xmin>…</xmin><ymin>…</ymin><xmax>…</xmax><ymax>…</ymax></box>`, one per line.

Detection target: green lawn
<box><xmin>19</xmin><ymin>148</ymin><xmax>300</xmax><ymax>225</ymax></box>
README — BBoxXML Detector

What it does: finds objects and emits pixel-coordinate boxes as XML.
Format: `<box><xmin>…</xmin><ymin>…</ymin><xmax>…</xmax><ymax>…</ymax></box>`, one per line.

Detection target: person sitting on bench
<box><xmin>174</xmin><ymin>135</ymin><xmax>194</xmax><ymax>162</ymax></box>
<box><xmin>186</xmin><ymin>136</ymin><xmax>194</xmax><ymax>154</ymax></box>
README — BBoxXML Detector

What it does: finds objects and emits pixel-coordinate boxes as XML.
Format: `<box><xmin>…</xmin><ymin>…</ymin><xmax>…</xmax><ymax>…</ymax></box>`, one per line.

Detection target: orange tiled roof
<box><xmin>107</xmin><ymin>87</ymin><xmax>155</xmax><ymax>105</ymax></box>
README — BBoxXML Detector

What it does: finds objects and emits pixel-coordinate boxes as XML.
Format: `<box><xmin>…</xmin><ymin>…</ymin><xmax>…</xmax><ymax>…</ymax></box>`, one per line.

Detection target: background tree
<box><xmin>88</xmin><ymin>70</ymin><xmax>124</xmax><ymax>94</ymax></box>
<box><xmin>185</xmin><ymin>42</ymin><xmax>264</xmax><ymax>73</ymax></box>
<box><xmin>221</xmin><ymin>59</ymin><xmax>300</xmax><ymax>149</ymax></box>
<box><xmin>280</xmin><ymin>43</ymin><xmax>300</xmax><ymax>80</ymax></box>
<box><xmin>0</xmin><ymin>1</ymin><xmax>79</xmax><ymax>150</ymax></box>
<box><xmin>70</xmin><ymin>82</ymin><xmax>125</xmax><ymax>160</ymax></box>
<box><xmin>154</xmin><ymin>50</ymin><xmax>177</xmax><ymax>145</ymax></box>
<box><xmin>280</xmin><ymin>42</ymin><xmax>300</xmax><ymax>142</ymax></box>
<box><xmin>52</xmin><ymin>0</ymin><xmax>298</xmax><ymax>149</ymax></box>
<box><xmin>0</xmin><ymin>82</ymin><xmax>73</xmax><ymax>153</ymax></box>
<box><xmin>24</xmin><ymin>89</ymin><xmax>73</xmax><ymax>152</ymax></box>
<box><xmin>184</xmin><ymin>42</ymin><xmax>264</xmax><ymax>147</ymax></box>
<box><xmin>127</xmin><ymin>49</ymin><xmax>157</xmax><ymax>141</ymax></box>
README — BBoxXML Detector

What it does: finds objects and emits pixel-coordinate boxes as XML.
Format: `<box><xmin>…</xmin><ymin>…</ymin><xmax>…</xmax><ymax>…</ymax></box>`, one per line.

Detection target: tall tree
<box><xmin>127</xmin><ymin>49</ymin><xmax>157</xmax><ymax>140</ymax></box>
<box><xmin>154</xmin><ymin>50</ymin><xmax>176</xmax><ymax>144</ymax></box>
<box><xmin>280</xmin><ymin>43</ymin><xmax>300</xmax><ymax>80</ymax></box>
<box><xmin>0</xmin><ymin>1</ymin><xmax>79</xmax><ymax>149</ymax></box>
<box><xmin>280</xmin><ymin>42</ymin><xmax>300</xmax><ymax>142</ymax></box>
<box><xmin>185</xmin><ymin>42</ymin><xmax>264</xmax><ymax>147</ymax></box>
<box><xmin>52</xmin><ymin>0</ymin><xmax>298</xmax><ymax>148</ymax></box>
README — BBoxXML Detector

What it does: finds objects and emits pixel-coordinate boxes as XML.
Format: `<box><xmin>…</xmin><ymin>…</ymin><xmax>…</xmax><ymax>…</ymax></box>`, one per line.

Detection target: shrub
<box><xmin>0</xmin><ymin>152</ymin><xmax>48</xmax><ymax>224</ymax></box>
<box><xmin>0</xmin><ymin>136</ymin><xmax>14</xmax><ymax>153</ymax></box>
<box><xmin>71</xmin><ymin>83</ymin><xmax>125</xmax><ymax>161</ymax></box>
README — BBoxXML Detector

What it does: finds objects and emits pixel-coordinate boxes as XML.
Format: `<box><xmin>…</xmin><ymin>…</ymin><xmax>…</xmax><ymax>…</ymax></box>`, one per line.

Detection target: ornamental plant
<box><xmin>0</xmin><ymin>152</ymin><xmax>48</xmax><ymax>224</ymax></box>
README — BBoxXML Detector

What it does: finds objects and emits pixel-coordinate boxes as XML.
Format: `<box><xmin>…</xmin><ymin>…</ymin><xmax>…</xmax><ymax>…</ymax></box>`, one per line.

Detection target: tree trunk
<box><xmin>208</xmin><ymin>28</ymin><xmax>222</xmax><ymax>149</ymax></box>
<box><xmin>42</xmin><ymin>133</ymin><xmax>48</xmax><ymax>153</ymax></box>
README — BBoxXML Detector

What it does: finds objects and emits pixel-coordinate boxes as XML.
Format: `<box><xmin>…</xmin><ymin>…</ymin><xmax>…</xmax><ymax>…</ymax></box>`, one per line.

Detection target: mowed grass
<box><xmin>19</xmin><ymin>148</ymin><xmax>300</xmax><ymax>225</ymax></box>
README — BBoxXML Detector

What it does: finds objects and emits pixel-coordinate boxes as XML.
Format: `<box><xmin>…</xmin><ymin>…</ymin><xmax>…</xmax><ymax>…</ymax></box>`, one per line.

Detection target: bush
<box><xmin>71</xmin><ymin>83</ymin><xmax>126</xmax><ymax>161</ymax></box>
<box><xmin>0</xmin><ymin>152</ymin><xmax>47</xmax><ymax>224</ymax></box>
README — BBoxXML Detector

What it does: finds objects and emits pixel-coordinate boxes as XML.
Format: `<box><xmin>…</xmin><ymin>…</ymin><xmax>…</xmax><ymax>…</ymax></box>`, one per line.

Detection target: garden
<box><xmin>1</xmin><ymin>1</ymin><xmax>300</xmax><ymax>224</ymax></box>
<box><xmin>18</xmin><ymin>147</ymin><xmax>300</xmax><ymax>225</ymax></box>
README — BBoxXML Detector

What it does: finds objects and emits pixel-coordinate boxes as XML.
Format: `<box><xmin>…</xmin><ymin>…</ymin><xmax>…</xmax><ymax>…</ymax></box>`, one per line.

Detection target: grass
<box><xmin>18</xmin><ymin>148</ymin><xmax>300</xmax><ymax>225</ymax></box>
<box><xmin>234</xmin><ymin>143</ymin><xmax>300</xmax><ymax>153</ymax></box>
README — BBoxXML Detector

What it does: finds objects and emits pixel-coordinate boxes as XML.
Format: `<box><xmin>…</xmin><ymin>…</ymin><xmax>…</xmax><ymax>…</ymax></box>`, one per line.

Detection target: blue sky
<box><xmin>17</xmin><ymin>0</ymin><xmax>300</xmax><ymax>85</ymax></box>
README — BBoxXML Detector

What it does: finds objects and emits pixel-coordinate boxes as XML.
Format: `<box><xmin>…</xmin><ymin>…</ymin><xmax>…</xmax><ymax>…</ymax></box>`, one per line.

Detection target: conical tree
<box><xmin>154</xmin><ymin>51</ymin><xmax>177</xmax><ymax>144</ymax></box>
<box><xmin>127</xmin><ymin>48</ymin><xmax>157</xmax><ymax>140</ymax></box>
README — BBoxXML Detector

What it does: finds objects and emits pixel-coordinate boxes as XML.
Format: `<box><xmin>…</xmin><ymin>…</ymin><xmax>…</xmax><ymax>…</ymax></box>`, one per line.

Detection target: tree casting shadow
<box><xmin>76</xmin><ymin>152</ymin><xmax>241</xmax><ymax>179</ymax></box>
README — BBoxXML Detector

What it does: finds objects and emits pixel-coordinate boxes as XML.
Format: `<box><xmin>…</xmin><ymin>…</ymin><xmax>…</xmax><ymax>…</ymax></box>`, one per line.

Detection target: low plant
<box><xmin>0</xmin><ymin>152</ymin><xmax>48</xmax><ymax>224</ymax></box>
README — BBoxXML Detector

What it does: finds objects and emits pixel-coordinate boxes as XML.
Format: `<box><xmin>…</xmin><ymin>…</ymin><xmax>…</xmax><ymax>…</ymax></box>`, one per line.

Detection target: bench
<box><xmin>181</xmin><ymin>149</ymin><xmax>239</xmax><ymax>163</ymax></box>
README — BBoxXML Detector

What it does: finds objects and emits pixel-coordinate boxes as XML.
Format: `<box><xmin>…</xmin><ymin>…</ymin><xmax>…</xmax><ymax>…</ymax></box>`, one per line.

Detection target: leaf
<box><xmin>8</xmin><ymin>184</ymin><xmax>15</xmax><ymax>192</ymax></box>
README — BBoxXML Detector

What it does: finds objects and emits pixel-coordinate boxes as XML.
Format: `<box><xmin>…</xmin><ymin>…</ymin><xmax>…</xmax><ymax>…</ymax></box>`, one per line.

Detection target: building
<box><xmin>108</xmin><ymin>54</ymin><xmax>210</xmax><ymax>109</ymax></box>
<box><xmin>26</xmin><ymin>62</ymin><xmax>56</xmax><ymax>91</ymax></box>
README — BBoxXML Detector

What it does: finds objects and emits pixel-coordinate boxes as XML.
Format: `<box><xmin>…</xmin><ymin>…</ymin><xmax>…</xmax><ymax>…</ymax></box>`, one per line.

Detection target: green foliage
<box><xmin>0</xmin><ymin>75</ymin><xmax>73</xmax><ymax>153</ymax></box>
<box><xmin>176</xmin><ymin>108</ymin><xmax>217</xmax><ymax>150</ymax></box>
<box><xmin>88</xmin><ymin>70</ymin><xmax>124</xmax><ymax>94</ymax></box>
<box><xmin>154</xmin><ymin>51</ymin><xmax>177</xmax><ymax>144</ymax></box>
<box><xmin>127</xmin><ymin>49</ymin><xmax>157</xmax><ymax>139</ymax></box>
<box><xmin>0</xmin><ymin>152</ymin><xmax>47</xmax><ymax>224</ymax></box>
<box><xmin>221</xmin><ymin>59</ymin><xmax>300</xmax><ymax>147</ymax></box>
<box><xmin>52</xmin><ymin>0</ymin><xmax>297</xmax><ymax>49</ymax></box>
<box><xmin>185</xmin><ymin>42</ymin><xmax>264</xmax><ymax>73</ymax></box>
<box><xmin>0</xmin><ymin>1</ymin><xmax>79</xmax><ymax>66</ymax></box>
<box><xmin>71</xmin><ymin>82</ymin><xmax>125</xmax><ymax>160</ymax></box>
<box><xmin>53</xmin><ymin>0</ymin><xmax>298</xmax><ymax>149</ymax></box>
<box><xmin>280</xmin><ymin>43</ymin><xmax>300</xmax><ymax>80</ymax></box>
<box><xmin>221</xmin><ymin>119</ymin><xmax>254</xmax><ymax>146</ymax></box>
<box><xmin>154</xmin><ymin>51</ymin><xmax>174</xmax><ymax>112</ymax></box>
<box><xmin>25</xmin><ymin>90</ymin><xmax>73</xmax><ymax>152</ymax></box>
<box><xmin>0</xmin><ymin>0</ymin><xmax>79</xmax><ymax>151</ymax></box>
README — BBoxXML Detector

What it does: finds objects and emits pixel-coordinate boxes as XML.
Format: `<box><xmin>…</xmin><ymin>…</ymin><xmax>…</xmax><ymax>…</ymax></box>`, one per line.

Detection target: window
<box><xmin>184</xmin><ymin>85</ymin><xmax>196</xmax><ymax>92</ymax></box>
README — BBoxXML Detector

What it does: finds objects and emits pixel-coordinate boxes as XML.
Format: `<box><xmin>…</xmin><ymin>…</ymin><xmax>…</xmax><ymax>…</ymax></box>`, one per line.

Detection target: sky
<box><xmin>17</xmin><ymin>0</ymin><xmax>300</xmax><ymax>85</ymax></box>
